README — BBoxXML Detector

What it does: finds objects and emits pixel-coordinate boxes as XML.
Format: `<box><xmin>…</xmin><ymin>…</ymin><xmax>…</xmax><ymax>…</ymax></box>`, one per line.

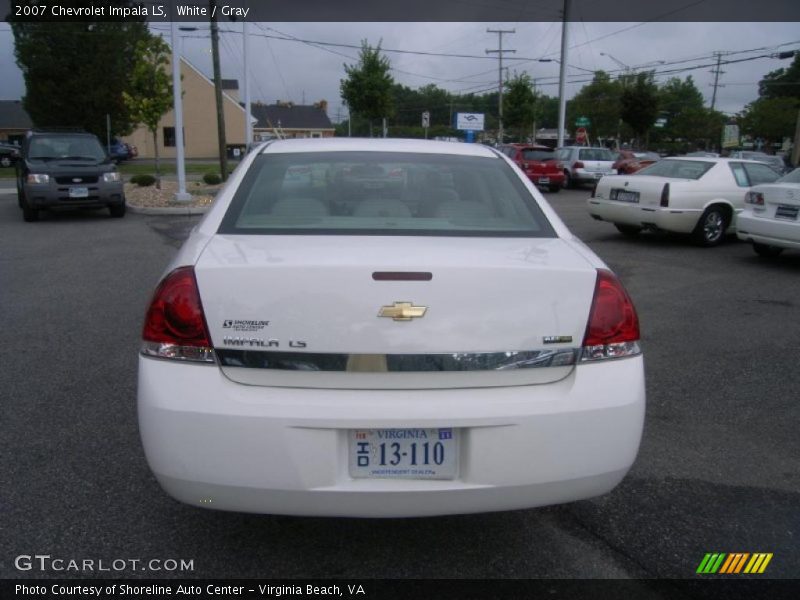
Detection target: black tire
<box><xmin>752</xmin><ymin>243</ymin><xmax>783</xmax><ymax>257</ymax></box>
<box><xmin>0</xmin><ymin>156</ymin><xmax>11</xmax><ymax>168</ymax></box>
<box><xmin>692</xmin><ymin>206</ymin><xmax>729</xmax><ymax>247</ymax></box>
<box><xmin>615</xmin><ymin>224</ymin><xmax>642</xmax><ymax>237</ymax></box>
<box><xmin>109</xmin><ymin>203</ymin><xmax>126</xmax><ymax>218</ymax></box>
<box><xmin>548</xmin><ymin>185</ymin><xmax>561</xmax><ymax>194</ymax></box>
<box><xmin>22</xmin><ymin>200</ymin><xmax>39</xmax><ymax>222</ymax></box>
<box><xmin>563</xmin><ymin>171</ymin><xmax>573</xmax><ymax>189</ymax></box>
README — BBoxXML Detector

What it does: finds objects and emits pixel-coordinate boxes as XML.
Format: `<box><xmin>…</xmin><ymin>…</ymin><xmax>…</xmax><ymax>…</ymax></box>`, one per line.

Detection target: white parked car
<box><xmin>737</xmin><ymin>168</ymin><xmax>800</xmax><ymax>257</ymax></box>
<box><xmin>555</xmin><ymin>146</ymin><xmax>618</xmax><ymax>188</ymax></box>
<box><xmin>138</xmin><ymin>138</ymin><xmax>645</xmax><ymax>518</ymax></box>
<box><xmin>587</xmin><ymin>157</ymin><xmax>782</xmax><ymax>246</ymax></box>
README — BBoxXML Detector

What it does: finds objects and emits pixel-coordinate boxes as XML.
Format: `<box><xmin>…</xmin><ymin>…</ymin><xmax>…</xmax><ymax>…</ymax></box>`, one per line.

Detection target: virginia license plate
<box><xmin>349</xmin><ymin>428</ymin><xmax>458</xmax><ymax>480</ymax></box>
<box><xmin>775</xmin><ymin>205</ymin><xmax>799</xmax><ymax>220</ymax></box>
<box><xmin>69</xmin><ymin>187</ymin><xmax>89</xmax><ymax>198</ymax></box>
<box><xmin>611</xmin><ymin>188</ymin><xmax>640</xmax><ymax>203</ymax></box>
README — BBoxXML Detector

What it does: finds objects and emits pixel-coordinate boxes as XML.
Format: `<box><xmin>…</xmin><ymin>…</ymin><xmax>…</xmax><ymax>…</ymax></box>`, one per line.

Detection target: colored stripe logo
<box><xmin>696</xmin><ymin>553</ymin><xmax>773</xmax><ymax>574</ymax></box>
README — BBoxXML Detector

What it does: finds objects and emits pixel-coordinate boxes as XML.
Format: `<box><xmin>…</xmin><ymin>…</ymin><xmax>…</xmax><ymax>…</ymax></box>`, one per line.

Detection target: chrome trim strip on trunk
<box><xmin>215</xmin><ymin>348</ymin><xmax>579</xmax><ymax>372</ymax></box>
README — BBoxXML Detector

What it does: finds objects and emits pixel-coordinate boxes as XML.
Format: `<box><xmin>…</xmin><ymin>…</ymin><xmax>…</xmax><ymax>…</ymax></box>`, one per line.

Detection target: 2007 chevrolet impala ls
<box><xmin>138</xmin><ymin>138</ymin><xmax>645</xmax><ymax>517</ymax></box>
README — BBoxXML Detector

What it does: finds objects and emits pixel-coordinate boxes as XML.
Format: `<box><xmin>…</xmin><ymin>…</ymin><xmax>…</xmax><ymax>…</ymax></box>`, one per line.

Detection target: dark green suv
<box><xmin>17</xmin><ymin>129</ymin><xmax>126</xmax><ymax>222</ymax></box>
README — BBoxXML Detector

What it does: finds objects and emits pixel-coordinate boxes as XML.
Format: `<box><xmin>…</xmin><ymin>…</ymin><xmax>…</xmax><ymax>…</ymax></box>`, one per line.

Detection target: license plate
<box><xmin>349</xmin><ymin>428</ymin><xmax>458</xmax><ymax>480</ymax></box>
<box><xmin>775</xmin><ymin>205</ymin><xmax>799</xmax><ymax>220</ymax></box>
<box><xmin>611</xmin><ymin>188</ymin><xmax>640</xmax><ymax>203</ymax></box>
<box><xmin>69</xmin><ymin>187</ymin><xmax>89</xmax><ymax>198</ymax></box>
<box><xmin>538</xmin><ymin>177</ymin><xmax>550</xmax><ymax>184</ymax></box>
<box><xmin>594</xmin><ymin>173</ymin><xmax>604</xmax><ymax>179</ymax></box>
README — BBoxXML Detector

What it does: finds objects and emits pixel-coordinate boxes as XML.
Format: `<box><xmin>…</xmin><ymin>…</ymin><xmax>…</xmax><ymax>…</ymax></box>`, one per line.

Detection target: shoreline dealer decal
<box><xmin>222</xmin><ymin>319</ymin><xmax>270</xmax><ymax>332</ymax></box>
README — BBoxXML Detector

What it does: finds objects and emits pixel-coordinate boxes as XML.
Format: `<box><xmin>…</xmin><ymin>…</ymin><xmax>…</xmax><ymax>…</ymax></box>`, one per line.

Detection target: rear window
<box><xmin>521</xmin><ymin>150</ymin><xmax>555</xmax><ymax>161</ymax></box>
<box><xmin>637</xmin><ymin>159</ymin><xmax>714</xmax><ymax>180</ymax></box>
<box><xmin>778</xmin><ymin>168</ymin><xmax>800</xmax><ymax>184</ymax></box>
<box><xmin>218</xmin><ymin>151</ymin><xmax>556</xmax><ymax>237</ymax></box>
<box><xmin>578</xmin><ymin>148</ymin><xmax>615</xmax><ymax>161</ymax></box>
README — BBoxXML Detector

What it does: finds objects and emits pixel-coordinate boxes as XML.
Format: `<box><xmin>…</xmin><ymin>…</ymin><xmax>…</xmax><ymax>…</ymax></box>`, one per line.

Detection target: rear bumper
<box><xmin>573</xmin><ymin>169</ymin><xmax>616</xmax><ymax>184</ymax></box>
<box><xmin>138</xmin><ymin>354</ymin><xmax>646</xmax><ymax>517</ymax></box>
<box><xmin>526</xmin><ymin>172</ymin><xmax>565</xmax><ymax>188</ymax></box>
<box><xmin>736</xmin><ymin>212</ymin><xmax>800</xmax><ymax>249</ymax></box>
<box><xmin>588</xmin><ymin>199</ymin><xmax>701</xmax><ymax>234</ymax></box>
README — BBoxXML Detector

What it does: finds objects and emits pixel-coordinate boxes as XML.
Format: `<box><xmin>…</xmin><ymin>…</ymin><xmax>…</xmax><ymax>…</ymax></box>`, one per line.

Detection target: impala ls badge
<box><xmin>378</xmin><ymin>302</ymin><xmax>427</xmax><ymax>321</ymax></box>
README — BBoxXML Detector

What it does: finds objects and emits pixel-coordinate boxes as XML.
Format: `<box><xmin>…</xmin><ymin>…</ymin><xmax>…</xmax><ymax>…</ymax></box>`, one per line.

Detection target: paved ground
<box><xmin>1</xmin><ymin>188</ymin><xmax>798</xmax><ymax>584</ymax></box>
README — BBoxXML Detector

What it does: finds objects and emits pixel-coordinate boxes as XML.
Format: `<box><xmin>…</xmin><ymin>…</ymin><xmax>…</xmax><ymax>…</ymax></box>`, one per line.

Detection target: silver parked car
<box><xmin>555</xmin><ymin>146</ymin><xmax>618</xmax><ymax>188</ymax></box>
<box><xmin>729</xmin><ymin>151</ymin><xmax>787</xmax><ymax>175</ymax></box>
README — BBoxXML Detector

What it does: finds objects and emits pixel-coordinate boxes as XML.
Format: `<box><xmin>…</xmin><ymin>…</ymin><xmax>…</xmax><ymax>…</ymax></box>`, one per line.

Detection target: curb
<box><xmin>127</xmin><ymin>204</ymin><xmax>209</xmax><ymax>216</ymax></box>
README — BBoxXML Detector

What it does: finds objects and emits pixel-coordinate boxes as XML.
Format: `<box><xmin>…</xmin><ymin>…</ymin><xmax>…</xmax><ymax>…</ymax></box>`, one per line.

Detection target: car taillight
<box><xmin>660</xmin><ymin>183</ymin><xmax>670</xmax><ymax>207</ymax></box>
<box><xmin>745</xmin><ymin>191</ymin><xmax>764</xmax><ymax>206</ymax></box>
<box><xmin>141</xmin><ymin>266</ymin><xmax>215</xmax><ymax>363</ymax></box>
<box><xmin>573</xmin><ymin>161</ymin><xmax>584</xmax><ymax>169</ymax></box>
<box><xmin>581</xmin><ymin>269</ymin><xmax>641</xmax><ymax>361</ymax></box>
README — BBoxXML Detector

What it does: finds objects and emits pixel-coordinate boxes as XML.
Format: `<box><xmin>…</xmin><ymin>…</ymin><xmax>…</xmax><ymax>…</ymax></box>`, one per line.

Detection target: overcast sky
<box><xmin>1</xmin><ymin>21</ymin><xmax>799</xmax><ymax>122</ymax></box>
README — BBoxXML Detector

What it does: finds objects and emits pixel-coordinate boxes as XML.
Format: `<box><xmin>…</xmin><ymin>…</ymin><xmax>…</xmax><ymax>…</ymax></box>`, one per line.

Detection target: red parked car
<box><xmin>613</xmin><ymin>150</ymin><xmax>660</xmax><ymax>175</ymax></box>
<box><xmin>499</xmin><ymin>144</ymin><xmax>565</xmax><ymax>193</ymax></box>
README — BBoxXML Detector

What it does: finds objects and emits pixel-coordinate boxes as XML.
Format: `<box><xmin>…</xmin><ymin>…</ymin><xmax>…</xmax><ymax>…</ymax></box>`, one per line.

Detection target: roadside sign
<box><xmin>455</xmin><ymin>112</ymin><xmax>485</xmax><ymax>131</ymax></box>
<box><xmin>575</xmin><ymin>127</ymin><xmax>587</xmax><ymax>143</ymax></box>
<box><xmin>422</xmin><ymin>111</ymin><xmax>430</xmax><ymax>128</ymax></box>
<box><xmin>575</xmin><ymin>116</ymin><xmax>590</xmax><ymax>127</ymax></box>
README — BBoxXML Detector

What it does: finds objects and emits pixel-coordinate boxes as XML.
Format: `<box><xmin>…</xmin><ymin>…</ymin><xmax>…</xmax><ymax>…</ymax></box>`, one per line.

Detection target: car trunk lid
<box><xmin>194</xmin><ymin>235</ymin><xmax>597</xmax><ymax>389</ymax></box>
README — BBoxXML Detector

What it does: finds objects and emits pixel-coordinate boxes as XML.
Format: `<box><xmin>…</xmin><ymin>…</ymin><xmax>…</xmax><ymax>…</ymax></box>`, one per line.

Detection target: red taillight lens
<box><xmin>141</xmin><ymin>266</ymin><xmax>214</xmax><ymax>362</ymax></box>
<box><xmin>660</xmin><ymin>183</ymin><xmax>670</xmax><ymax>207</ymax></box>
<box><xmin>745</xmin><ymin>191</ymin><xmax>764</xmax><ymax>206</ymax></box>
<box><xmin>582</xmin><ymin>269</ymin><xmax>641</xmax><ymax>361</ymax></box>
<box><xmin>573</xmin><ymin>161</ymin><xmax>585</xmax><ymax>169</ymax></box>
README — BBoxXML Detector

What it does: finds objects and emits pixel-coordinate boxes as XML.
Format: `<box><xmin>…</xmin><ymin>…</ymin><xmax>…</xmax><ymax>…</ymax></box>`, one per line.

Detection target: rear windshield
<box><xmin>218</xmin><ymin>151</ymin><xmax>556</xmax><ymax>237</ymax></box>
<box><xmin>636</xmin><ymin>159</ymin><xmax>714</xmax><ymax>180</ymax></box>
<box><xmin>778</xmin><ymin>168</ymin><xmax>800</xmax><ymax>184</ymax></box>
<box><xmin>27</xmin><ymin>134</ymin><xmax>107</xmax><ymax>161</ymax></box>
<box><xmin>521</xmin><ymin>150</ymin><xmax>555</xmax><ymax>161</ymax></box>
<box><xmin>578</xmin><ymin>148</ymin><xmax>615</xmax><ymax>161</ymax></box>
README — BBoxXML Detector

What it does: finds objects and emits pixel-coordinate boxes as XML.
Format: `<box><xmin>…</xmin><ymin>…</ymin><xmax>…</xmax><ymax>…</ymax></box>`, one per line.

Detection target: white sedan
<box><xmin>587</xmin><ymin>157</ymin><xmax>782</xmax><ymax>246</ymax></box>
<box><xmin>138</xmin><ymin>138</ymin><xmax>645</xmax><ymax>517</ymax></box>
<box><xmin>737</xmin><ymin>168</ymin><xmax>800</xmax><ymax>256</ymax></box>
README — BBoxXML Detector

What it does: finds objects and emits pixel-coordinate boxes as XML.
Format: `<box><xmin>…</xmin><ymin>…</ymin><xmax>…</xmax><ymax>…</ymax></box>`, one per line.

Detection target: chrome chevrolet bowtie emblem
<box><xmin>378</xmin><ymin>302</ymin><xmax>428</xmax><ymax>321</ymax></box>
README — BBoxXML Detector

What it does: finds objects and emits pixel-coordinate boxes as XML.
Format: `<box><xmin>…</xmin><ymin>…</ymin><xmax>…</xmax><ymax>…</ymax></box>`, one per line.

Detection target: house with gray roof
<box><xmin>251</xmin><ymin>101</ymin><xmax>335</xmax><ymax>140</ymax></box>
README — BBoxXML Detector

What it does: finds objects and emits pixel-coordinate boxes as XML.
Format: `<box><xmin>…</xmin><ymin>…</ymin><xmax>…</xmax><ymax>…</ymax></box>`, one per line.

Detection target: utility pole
<box><xmin>486</xmin><ymin>28</ymin><xmax>515</xmax><ymax>145</ymax></box>
<box><xmin>557</xmin><ymin>0</ymin><xmax>571</xmax><ymax>148</ymax></box>
<box><xmin>209</xmin><ymin>0</ymin><xmax>228</xmax><ymax>181</ymax></box>
<box><xmin>710</xmin><ymin>51</ymin><xmax>725</xmax><ymax>111</ymax></box>
<box><xmin>243</xmin><ymin>19</ymin><xmax>252</xmax><ymax>152</ymax></box>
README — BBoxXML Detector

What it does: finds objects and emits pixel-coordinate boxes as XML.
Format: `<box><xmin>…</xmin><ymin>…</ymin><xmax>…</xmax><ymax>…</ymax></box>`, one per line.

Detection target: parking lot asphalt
<box><xmin>1</xmin><ymin>188</ymin><xmax>798</xmax><ymax>584</ymax></box>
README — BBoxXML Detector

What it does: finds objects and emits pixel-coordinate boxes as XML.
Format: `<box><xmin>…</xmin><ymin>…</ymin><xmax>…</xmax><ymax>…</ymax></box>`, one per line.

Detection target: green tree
<box><xmin>123</xmin><ymin>35</ymin><xmax>174</xmax><ymax>189</ymax></box>
<box><xmin>758</xmin><ymin>53</ymin><xmax>800</xmax><ymax>100</ymax></box>
<box><xmin>504</xmin><ymin>73</ymin><xmax>537</xmax><ymax>142</ymax></box>
<box><xmin>739</xmin><ymin>96</ymin><xmax>799</xmax><ymax>144</ymax></box>
<box><xmin>10</xmin><ymin>14</ymin><xmax>149</xmax><ymax>138</ymax></box>
<box><xmin>620</xmin><ymin>72</ymin><xmax>659</xmax><ymax>146</ymax></box>
<box><xmin>567</xmin><ymin>71</ymin><xmax>622</xmax><ymax>141</ymax></box>
<box><xmin>340</xmin><ymin>41</ymin><xmax>394</xmax><ymax>137</ymax></box>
